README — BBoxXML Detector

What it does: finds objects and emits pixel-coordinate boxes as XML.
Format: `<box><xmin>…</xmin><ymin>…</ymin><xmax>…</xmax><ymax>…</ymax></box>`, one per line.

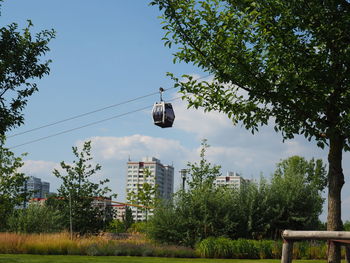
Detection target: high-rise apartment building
<box><xmin>126</xmin><ymin>157</ymin><xmax>174</xmax><ymax>221</ymax></box>
<box><xmin>25</xmin><ymin>176</ymin><xmax>50</xmax><ymax>199</ymax></box>
<box><xmin>214</xmin><ymin>172</ymin><xmax>249</xmax><ymax>189</ymax></box>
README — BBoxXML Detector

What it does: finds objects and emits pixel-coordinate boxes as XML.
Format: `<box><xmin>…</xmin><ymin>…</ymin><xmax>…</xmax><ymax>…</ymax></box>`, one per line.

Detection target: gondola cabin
<box><xmin>152</xmin><ymin>101</ymin><xmax>175</xmax><ymax>128</ymax></box>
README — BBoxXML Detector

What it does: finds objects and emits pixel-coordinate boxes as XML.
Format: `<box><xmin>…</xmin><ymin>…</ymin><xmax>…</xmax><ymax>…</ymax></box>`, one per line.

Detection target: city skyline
<box><xmin>1</xmin><ymin>1</ymin><xmax>349</xmax><ymax>222</ymax></box>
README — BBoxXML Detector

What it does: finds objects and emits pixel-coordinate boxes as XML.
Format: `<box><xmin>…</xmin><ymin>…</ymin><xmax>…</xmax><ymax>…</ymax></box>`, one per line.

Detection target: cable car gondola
<box><xmin>152</xmin><ymin>88</ymin><xmax>175</xmax><ymax>128</ymax></box>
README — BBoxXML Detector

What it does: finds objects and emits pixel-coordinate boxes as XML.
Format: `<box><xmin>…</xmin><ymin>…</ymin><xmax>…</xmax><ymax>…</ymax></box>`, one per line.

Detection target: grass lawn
<box><xmin>0</xmin><ymin>255</ymin><xmax>327</xmax><ymax>263</ymax></box>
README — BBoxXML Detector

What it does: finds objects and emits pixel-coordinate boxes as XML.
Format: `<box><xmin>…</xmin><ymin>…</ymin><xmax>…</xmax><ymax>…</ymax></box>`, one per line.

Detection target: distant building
<box><xmin>126</xmin><ymin>157</ymin><xmax>174</xmax><ymax>221</ymax></box>
<box><xmin>21</xmin><ymin>176</ymin><xmax>50</xmax><ymax>208</ymax></box>
<box><xmin>92</xmin><ymin>197</ymin><xmax>112</xmax><ymax>209</ymax></box>
<box><xmin>41</xmin><ymin>182</ymin><xmax>50</xmax><ymax>199</ymax></box>
<box><xmin>113</xmin><ymin>204</ymin><xmax>127</xmax><ymax>221</ymax></box>
<box><xmin>214</xmin><ymin>172</ymin><xmax>250</xmax><ymax>189</ymax></box>
<box><xmin>25</xmin><ymin>176</ymin><xmax>50</xmax><ymax>199</ymax></box>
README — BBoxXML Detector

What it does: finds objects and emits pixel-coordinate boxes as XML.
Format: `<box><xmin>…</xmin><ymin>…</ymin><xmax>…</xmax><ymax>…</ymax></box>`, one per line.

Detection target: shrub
<box><xmin>128</xmin><ymin>222</ymin><xmax>148</xmax><ymax>234</ymax></box>
<box><xmin>214</xmin><ymin>237</ymin><xmax>233</xmax><ymax>258</ymax></box>
<box><xmin>197</xmin><ymin>237</ymin><xmax>287</xmax><ymax>259</ymax></box>
<box><xmin>196</xmin><ymin>236</ymin><xmax>216</xmax><ymax>258</ymax></box>
<box><xmin>233</xmin><ymin>239</ymin><xmax>259</xmax><ymax>259</ymax></box>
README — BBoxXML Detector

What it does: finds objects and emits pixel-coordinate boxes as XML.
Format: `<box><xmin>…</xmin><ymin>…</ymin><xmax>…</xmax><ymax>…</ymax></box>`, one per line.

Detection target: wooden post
<box><xmin>281</xmin><ymin>239</ymin><xmax>293</xmax><ymax>263</ymax></box>
<box><xmin>281</xmin><ymin>230</ymin><xmax>350</xmax><ymax>262</ymax></box>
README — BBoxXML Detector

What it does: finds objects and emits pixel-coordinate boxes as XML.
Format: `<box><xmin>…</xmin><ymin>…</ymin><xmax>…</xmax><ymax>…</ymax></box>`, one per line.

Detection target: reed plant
<box><xmin>196</xmin><ymin>237</ymin><xmax>331</xmax><ymax>259</ymax></box>
<box><xmin>0</xmin><ymin>232</ymin><xmax>196</xmax><ymax>258</ymax></box>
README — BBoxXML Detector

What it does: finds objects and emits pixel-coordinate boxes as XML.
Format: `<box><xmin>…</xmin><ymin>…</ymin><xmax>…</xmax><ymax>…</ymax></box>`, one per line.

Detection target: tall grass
<box><xmin>1</xmin><ymin>233</ymin><xmax>338</xmax><ymax>259</ymax></box>
<box><xmin>0</xmin><ymin>232</ymin><xmax>195</xmax><ymax>257</ymax></box>
<box><xmin>196</xmin><ymin>237</ymin><xmax>333</xmax><ymax>259</ymax></box>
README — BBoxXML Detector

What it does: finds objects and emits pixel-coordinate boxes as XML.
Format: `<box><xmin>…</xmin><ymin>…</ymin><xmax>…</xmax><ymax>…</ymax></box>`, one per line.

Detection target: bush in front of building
<box><xmin>7</xmin><ymin>203</ymin><xmax>64</xmax><ymax>233</ymax></box>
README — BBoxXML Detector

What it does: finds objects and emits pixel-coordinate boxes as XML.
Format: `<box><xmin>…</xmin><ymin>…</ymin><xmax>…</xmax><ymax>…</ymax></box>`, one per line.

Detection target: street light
<box><xmin>180</xmin><ymin>169</ymin><xmax>187</xmax><ymax>191</ymax></box>
<box><xmin>69</xmin><ymin>191</ymin><xmax>73</xmax><ymax>240</ymax></box>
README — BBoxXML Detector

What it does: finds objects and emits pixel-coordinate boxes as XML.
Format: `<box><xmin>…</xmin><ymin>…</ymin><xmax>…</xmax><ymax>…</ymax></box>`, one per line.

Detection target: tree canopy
<box><xmin>51</xmin><ymin>141</ymin><xmax>116</xmax><ymax>234</ymax></box>
<box><xmin>0</xmin><ymin>0</ymin><xmax>55</xmax><ymax>135</ymax></box>
<box><xmin>0</xmin><ymin>136</ymin><xmax>28</xmax><ymax>231</ymax></box>
<box><xmin>151</xmin><ymin>1</ymin><xmax>349</xmax><ymax>261</ymax></box>
<box><xmin>148</xmin><ymin>144</ymin><xmax>325</xmax><ymax>246</ymax></box>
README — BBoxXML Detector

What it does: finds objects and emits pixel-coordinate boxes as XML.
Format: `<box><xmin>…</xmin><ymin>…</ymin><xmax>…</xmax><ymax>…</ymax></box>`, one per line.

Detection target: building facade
<box><xmin>25</xmin><ymin>176</ymin><xmax>50</xmax><ymax>199</ymax></box>
<box><xmin>214</xmin><ymin>172</ymin><xmax>249</xmax><ymax>189</ymax></box>
<box><xmin>126</xmin><ymin>157</ymin><xmax>174</xmax><ymax>221</ymax></box>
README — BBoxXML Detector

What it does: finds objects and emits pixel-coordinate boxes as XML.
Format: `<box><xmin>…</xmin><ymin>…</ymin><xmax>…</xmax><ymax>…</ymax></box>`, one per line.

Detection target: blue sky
<box><xmin>1</xmin><ymin>0</ymin><xmax>350</xmax><ymax>221</ymax></box>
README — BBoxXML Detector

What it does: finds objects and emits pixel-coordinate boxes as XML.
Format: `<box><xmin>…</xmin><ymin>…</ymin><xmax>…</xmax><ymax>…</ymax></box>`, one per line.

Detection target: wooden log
<box><xmin>281</xmin><ymin>240</ymin><xmax>293</xmax><ymax>263</ymax></box>
<box><xmin>282</xmin><ymin>230</ymin><xmax>350</xmax><ymax>240</ymax></box>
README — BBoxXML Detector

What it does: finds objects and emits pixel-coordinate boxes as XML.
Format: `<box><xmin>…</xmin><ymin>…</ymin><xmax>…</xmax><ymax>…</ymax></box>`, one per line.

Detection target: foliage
<box><xmin>127</xmin><ymin>168</ymin><xmax>159</xmax><ymax>221</ymax></box>
<box><xmin>7</xmin><ymin>203</ymin><xmax>64</xmax><ymax>233</ymax></box>
<box><xmin>123</xmin><ymin>206</ymin><xmax>134</xmax><ymax>230</ymax></box>
<box><xmin>186</xmin><ymin>139</ymin><xmax>221</xmax><ymax>188</ymax></box>
<box><xmin>128</xmin><ymin>222</ymin><xmax>149</xmax><ymax>234</ymax></box>
<box><xmin>0</xmin><ymin>136</ymin><xmax>29</xmax><ymax>231</ymax></box>
<box><xmin>267</xmin><ymin>156</ymin><xmax>326</xmax><ymax>238</ymax></box>
<box><xmin>50</xmin><ymin>141</ymin><xmax>116</xmax><ymax>234</ymax></box>
<box><xmin>148</xmin><ymin>140</ymin><xmax>239</xmax><ymax>247</ymax></box>
<box><xmin>151</xmin><ymin>0</ymin><xmax>350</xmax><ymax>148</ymax></box>
<box><xmin>0</xmin><ymin>232</ymin><xmax>333</xmax><ymax>259</ymax></box>
<box><xmin>196</xmin><ymin>237</ymin><xmax>330</xmax><ymax>259</ymax></box>
<box><xmin>148</xmin><ymin>143</ymin><xmax>325</xmax><ymax>246</ymax></box>
<box><xmin>196</xmin><ymin>237</ymin><xmax>327</xmax><ymax>259</ymax></box>
<box><xmin>344</xmin><ymin>221</ymin><xmax>350</xmax><ymax>231</ymax></box>
<box><xmin>106</xmin><ymin>220</ymin><xmax>126</xmax><ymax>233</ymax></box>
<box><xmin>151</xmin><ymin>1</ymin><xmax>350</xmax><ymax>261</ymax></box>
<box><xmin>0</xmin><ymin>1</ymin><xmax>55</xmax><ymax>135</ymax></box>
<box><xmin>107</xmin><ymin>206</ymin><xmax>135</xmax><ymax>233</ymax></box>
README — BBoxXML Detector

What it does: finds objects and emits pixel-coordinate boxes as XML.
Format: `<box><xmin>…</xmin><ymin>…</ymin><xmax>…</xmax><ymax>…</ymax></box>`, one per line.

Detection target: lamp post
<box><xmin>180</xmin><ymin>169</ymin><xmax>187</xmax><ymax>191</ymax></box>
<box><xmin>69</xmin><ymin>191</ymin><xmax>73</xmax><ymax>240</ymax></box>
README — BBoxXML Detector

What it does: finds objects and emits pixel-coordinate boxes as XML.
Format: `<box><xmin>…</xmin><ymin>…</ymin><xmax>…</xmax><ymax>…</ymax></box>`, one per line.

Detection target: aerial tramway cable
<box><xmin>9</xmin><ymin>97</ymin><xmax>181</xmax><ymax>149</ymax></box>
<box><xmin>8</xmin><ymin>74</ymin><xmax>211</xmax><ymax>138</ymax></box>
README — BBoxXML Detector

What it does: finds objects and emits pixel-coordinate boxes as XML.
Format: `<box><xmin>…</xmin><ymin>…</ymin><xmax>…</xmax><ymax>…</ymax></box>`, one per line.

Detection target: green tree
<box><xmin>127</xmin><ymin>168</ymin><xmax>159</xmax><ymax>221</ymax></box>
<box><xmin>148</xmin><ymin>140</ymin><xmax>240</xmax><ymax>246</ymax></box>
<box><xmin>151</xmin><ymin>1</ymin><xmax>349</xmax><ymax>261</ymax></box>
<box><xmin>107</xmin><ymin>207</ymin><xmax>134</xmax><ymax>233</ymax></box>
<box><xmin>0</xmin><ymin>136</ymin><xmax>29</xmax><ymax>231</ymax></box>
<box><xmin>106</xmin><ymin>219</ymin><xmax>125</xmax><ymax>233</ymax></box>
<box><xmin>0</xmin><ymin>1</ymin><xmax>55</xmax><ymax>135</ymax></box>
<box><xmin>51</xmin><ymin>141</ymin><xmax>116</xmax><ymax>234</ymax></box>
<box><xmin>123</xmin><ymin>206</ymin><xmax>134</xmax><ymax>230</ymax></box>
<box><xmin>344</xmin><ymin>221</ymin><xmax>350</xmax><ymax>231</ymax></box>
<box><xmin>148</xmin><ymin>153</ymin><xmax>326</xmax><ymax>246</ymax></box>
<box><xmin>7</xmin><ymin>203</ymin><xmax>64</xmax><ymax>233</ymax></box>
<box><xmin>268</xmin><ymin>156</ymin><xmax>326</xmax><ymax>238</ymax></box>
<box><xmin>239</xmin><ymin>177</ymin><xmax>275</xmax><ymax>239</ymax></box>
<box><xmin>187</xmin><ymin>139</ymin><xmax>221</xmax><ymax>188</ymax></box>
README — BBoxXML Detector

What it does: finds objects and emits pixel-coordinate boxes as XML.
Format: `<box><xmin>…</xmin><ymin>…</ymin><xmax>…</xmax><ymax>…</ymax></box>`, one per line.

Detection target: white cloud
<box><xmin>171</xmin><ymin>94</ymin><xmax>233</xmax><ymax>138</ymax></box>
<box><xmin>77</xmin><ymin>135</ymin><xmax>189</xmax><ymax>163</ymax></box>
<box><xmin>20</xmin><ymin>160</ymin><xmax>59</xmax><ymax>175</ymax></box>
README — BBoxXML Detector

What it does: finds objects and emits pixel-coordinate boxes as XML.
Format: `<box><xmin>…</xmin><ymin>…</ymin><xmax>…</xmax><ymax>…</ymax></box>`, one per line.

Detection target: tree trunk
<box><xmin>327</xmin><ymin>134</ymin><xmax>345</xmax><ymax>263</ymax></box>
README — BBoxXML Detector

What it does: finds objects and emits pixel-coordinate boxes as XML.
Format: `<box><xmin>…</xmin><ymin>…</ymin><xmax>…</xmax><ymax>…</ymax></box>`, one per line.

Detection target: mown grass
<box><xmin>0</xmin><ymin>254</ymin><xmax>328</xmax><ymax>263</ymax></box>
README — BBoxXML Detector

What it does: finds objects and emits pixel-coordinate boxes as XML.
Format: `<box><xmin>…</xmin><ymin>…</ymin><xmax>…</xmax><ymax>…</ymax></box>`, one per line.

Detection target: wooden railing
<box><xmin>281</xmin><ymin>230</ymin><xmax>350</xmax><ymax>263</ymax></box>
